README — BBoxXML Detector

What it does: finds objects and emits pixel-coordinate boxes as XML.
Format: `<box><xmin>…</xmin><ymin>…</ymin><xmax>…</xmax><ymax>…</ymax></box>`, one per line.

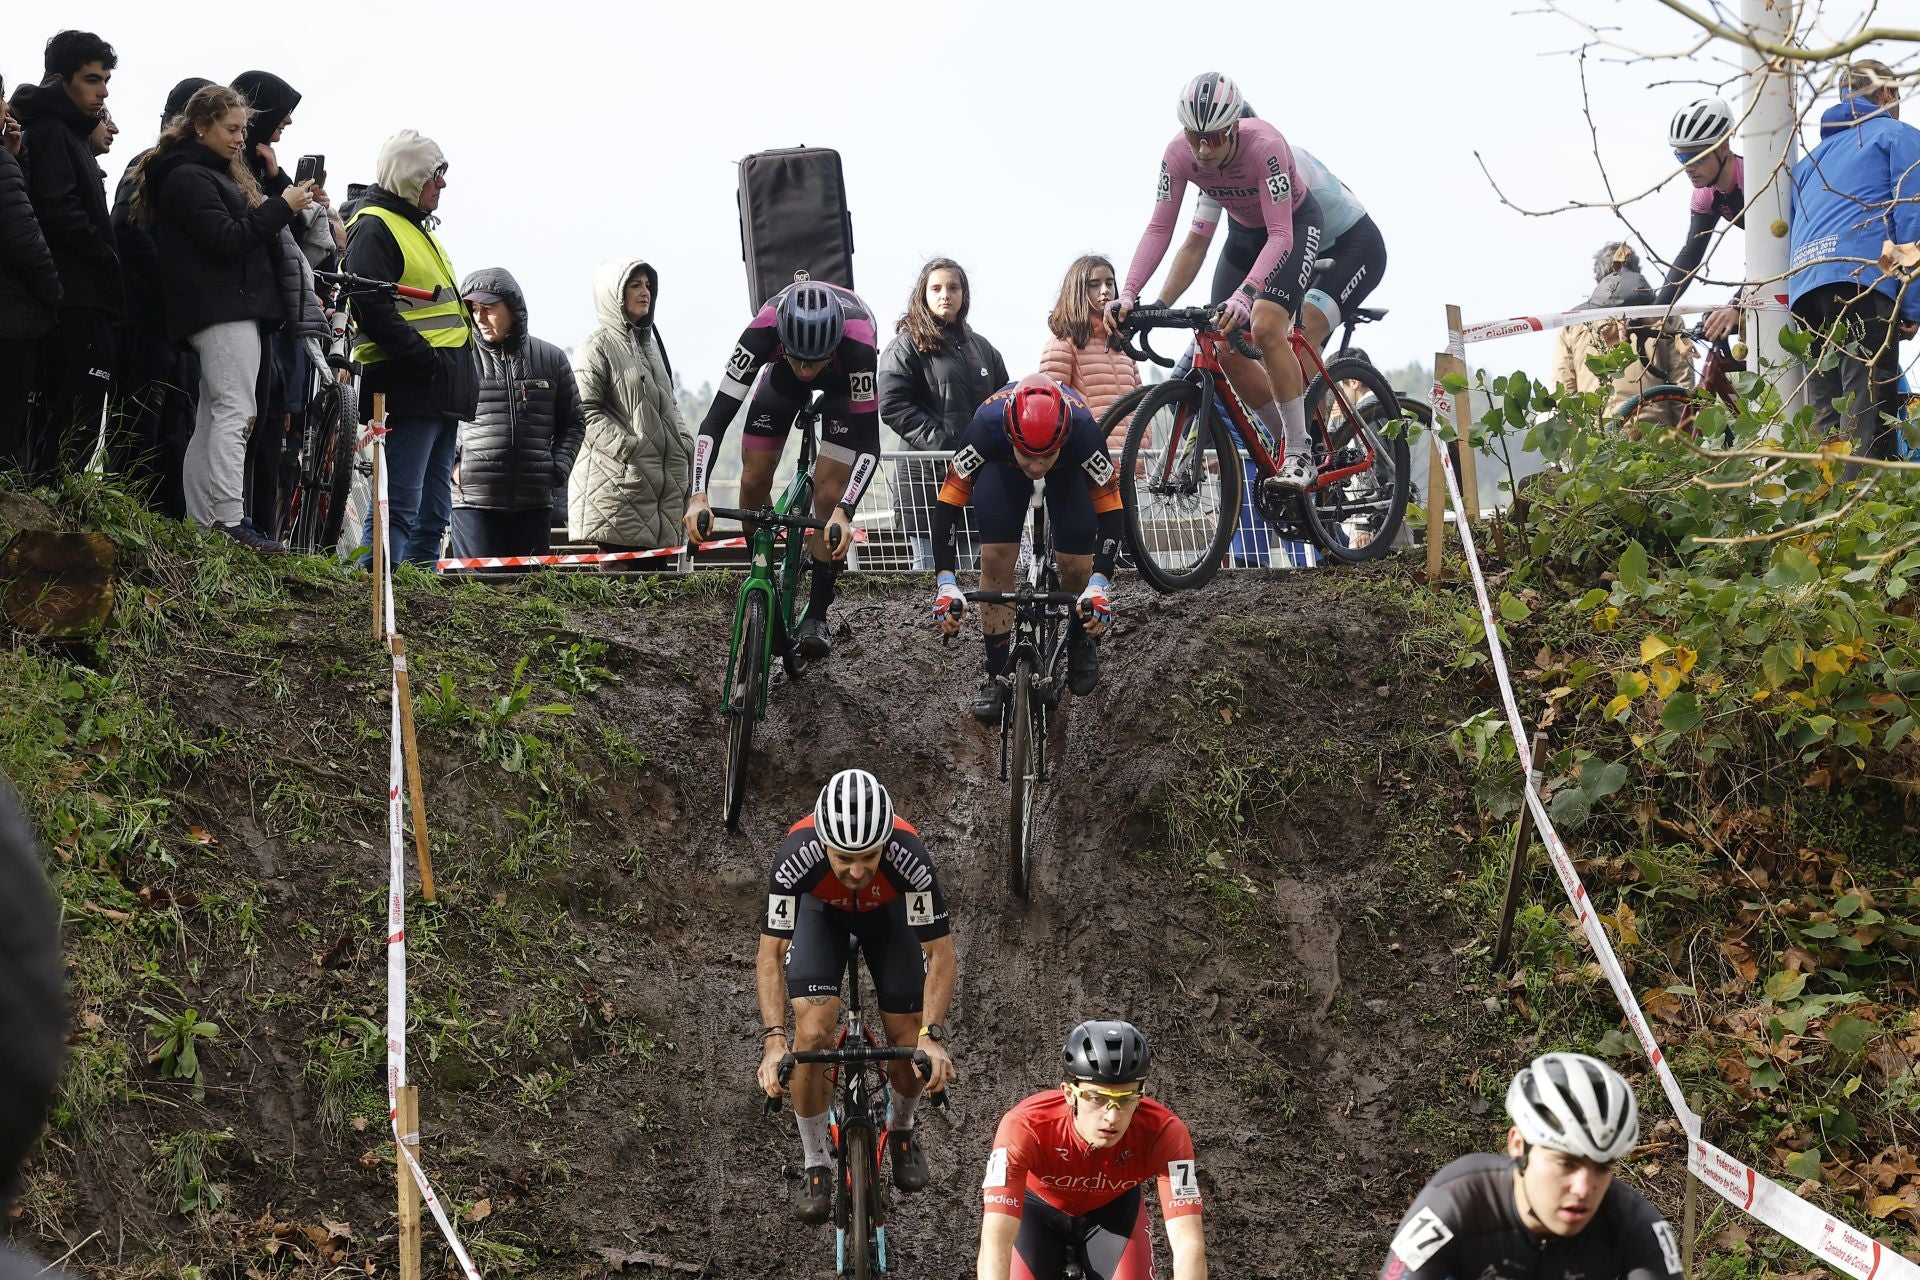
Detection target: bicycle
<box><xmin>1611</xmin><ymin>323</ymin><xmax>1748</xmax><ymax>431</ymax></box>
<box><xmin>277</xmin><ymin>270</ymin><xmax>436</xmax><ymax>554</ymax></box>
<box><xmin>952</xmin><ymin>479</ymin><xmax>1078</xmax><ymax>899</ymax></box>
<box><xmin>697</xmin><ymin>406</ymin><xmax>838</xmax><ymax>831</ymax></box>
<box><xmin>1108</xmin><ymin>305</ymin><xmax>1412</xmax><ymax>590</ymax></box>
<box><xmin>766</xmin><ymin>941</ymin><xmax>932</xmax><ymax>1279</ymax></box>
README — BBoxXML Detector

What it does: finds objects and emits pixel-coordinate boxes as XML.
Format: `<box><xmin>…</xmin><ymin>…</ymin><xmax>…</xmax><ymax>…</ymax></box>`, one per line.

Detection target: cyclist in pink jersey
<box><xmin>1111</xmin><ymin>72</ymin><xmax>1324</xmax><ymax>491</ymax></box>
<box><xmin>1659</xmin><ymin>98</ymin><xmax>1746</xmax><ymax>341</ymax></box>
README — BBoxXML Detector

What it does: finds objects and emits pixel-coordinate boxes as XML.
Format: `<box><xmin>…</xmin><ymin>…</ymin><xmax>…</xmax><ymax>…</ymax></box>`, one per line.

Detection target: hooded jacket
<box><xmin>230</xmin><ymin>71</ymin><xmax>301</xmax><ymax>198</ymax></box>
<box><xmin>342</xmin><ymin>134</ymin><xmax>477</xmax><ymax>422</ymax></box>
<box><xmin>0</xmin><ymin>145</ymin><xmax>62</xmax><ymax>340</ymax></box>
<box><xmin>6</xmin><ymin>80</ymin><xmax>120</xmax><ymax>316</ymax></box>
<box><xmin>453</xmin><ymin>267</ymin><xmax>586</xmax><ymax>512</ymax></box>
<box><xmin>145</xmin><ymin>143</ymin><xmax>294</xmax><ymax>341</ymax></box>
<box><xmin>1789</xmin><ymin>93</ymin><xmax>1920</xmax><ymax>320</ymax></box>
<box><xmin>879</xmin><ymin>324</ymin><xmax>1009</xmax><ymax>537</ymax></box>
<box><xmin>568</xmin><ymin>258</ymin><xmax>692</xmax><ymax>547</ymax></box>
<box><xmin>110</xmin><ymin>78</ymin><xmax>214</xmax><ymax>335</ymax></box>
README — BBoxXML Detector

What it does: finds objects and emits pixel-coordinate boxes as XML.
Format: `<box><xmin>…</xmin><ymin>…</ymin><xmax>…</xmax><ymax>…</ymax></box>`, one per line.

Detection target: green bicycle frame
<box><xmin>720</xmin><ymin>436</ymin><xmax>817</xmax><ymax>722</ymax></box>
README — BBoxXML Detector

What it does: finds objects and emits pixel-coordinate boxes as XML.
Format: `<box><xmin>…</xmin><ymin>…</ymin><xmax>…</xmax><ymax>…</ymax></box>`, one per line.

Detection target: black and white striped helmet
<box><xmin>814</xmin><ymin>769</ymin><xmax>894</xmax><ymax>854</ymax></box>
<box><xmin>1668</xmin><ymin>97</ymin><xmax>1734</xmax><ymax>151</ymax></box>
<box><xmin>1177</xmin><ymin>72</ymin><xmax>1245</xmax><ymax>134</ymax></box>
<box><xmin>1506</xmin><ymin>1053</ymin><xmax>1639</xmax><ymax>1164</ymax></box>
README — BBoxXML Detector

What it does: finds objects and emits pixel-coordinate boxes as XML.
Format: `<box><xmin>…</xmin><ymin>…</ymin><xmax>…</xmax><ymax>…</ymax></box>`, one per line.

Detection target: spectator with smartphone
<box><xmin>0</xmin><ymin>73</ymin><xmax>63</xmax><ymax>474</ymax></box>
<box><xmin>110</xmin><ymin>76</ymin><xmax>213</xmax><ymax>515</ymax></box>
<box><xmin>128</xmin><ymin>83</ymin><xmax>315</xmax><ymax>552</ymax></box>
<box><xmin>6</xmin><ymin>30</ymin><xmax>121</xmax><ymax>483</ymax></box>
<box><xmin>347</xmin><ymin>129</ymin><xmax>477</xmax><ymax>566</ymax></box>
<box><xmin>451</xmin><ymin>268</ymin><xmax>586</xmax><ymax>561</ymax></box>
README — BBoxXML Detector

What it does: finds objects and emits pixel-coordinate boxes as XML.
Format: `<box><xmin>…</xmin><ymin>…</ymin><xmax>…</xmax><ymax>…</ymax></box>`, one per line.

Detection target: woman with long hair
<box><xmin>1039</xmin><ymin>254</ymin><xmax>1139</xmax><ymax>447</ymax></box>
<box><xmin>878</xmin><ymin>257</ymin><xmax>1007</xmax><ymax>570</ymax></box>
<box><xmin>131</xmin><ymin>83</ymin><xmax>313</xmax><ymax>551</ymax></box>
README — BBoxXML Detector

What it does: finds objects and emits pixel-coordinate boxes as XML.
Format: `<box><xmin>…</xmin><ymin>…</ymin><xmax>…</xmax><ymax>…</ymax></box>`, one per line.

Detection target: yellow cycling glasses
<box><xmin>1069</xmin><ymin>1082</ymin><xmax>1146</xmax><ymax>1109</ymax></box>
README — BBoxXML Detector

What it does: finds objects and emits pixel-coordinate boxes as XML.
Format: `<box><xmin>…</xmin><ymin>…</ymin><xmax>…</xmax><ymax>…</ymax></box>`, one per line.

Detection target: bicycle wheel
<box><xmin>284</xmin><ymin>379</ymin><xmax>353</xmax><ymax>554</ymax></box>
<box><xmin>1611</xmin><ymin>385</ymin><xmax>1694</xmax><ymax>429</ymax></box>
<box><xmin>1118</xmin><ymin>377</ymin><xmax>1242</xmax><ymax>593</ymax></box>
<box><xmin>1300</xmin><ymin>358</ymin><xmax>1411</xmax><ymax>564</ymax></box>
<box><xmin>844</xmin><ymin>1125</ymin><xmax>875</xmax><ymax>1280</ymax></box>
<box><xmin>778</xmin><ymin>475</ymin><xmax>817</xmax><ymax>681</ymax></box>
<box><xmin>1006</xmin><ymin>657</ymin><xmax>1036</xmax><ymax>900</ymax></box>
<box><xmin>723</xmin><ymin>593</ymin><xmax>769</xmax><ymax>831</ymax></box>
<box><xmin>1095</xmin><ymin>382</ymin><xmax>1155</xmax><ymax>446</ymax></box>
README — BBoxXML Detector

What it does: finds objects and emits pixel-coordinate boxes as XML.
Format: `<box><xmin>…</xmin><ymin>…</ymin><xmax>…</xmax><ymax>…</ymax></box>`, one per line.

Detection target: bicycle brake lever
<box><xmin>763</xmin><ymin>1093</ymin><xmax>781</xmax><ymax>1118</ymax></box>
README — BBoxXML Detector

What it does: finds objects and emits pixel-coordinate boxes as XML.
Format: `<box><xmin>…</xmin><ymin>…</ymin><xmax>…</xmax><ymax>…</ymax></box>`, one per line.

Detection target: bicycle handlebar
<box><xmin>962</xmin><ymin>590</ymin><xmax>1081</xmax><ymax>607</ymax></box>
<box><xmin>1110</xmin><ymin>305</ymin><xmax>1262</xmax><ymax>366</ymax></box>
<box><xmin>314</xmin><ymin>269</ymin><xmax>437</xmax><ymax>302</ymax></box>
<box><xmin>698</xmin><ymin>505</ymin><xmax>843</xmax><ymax>553</ymax></box>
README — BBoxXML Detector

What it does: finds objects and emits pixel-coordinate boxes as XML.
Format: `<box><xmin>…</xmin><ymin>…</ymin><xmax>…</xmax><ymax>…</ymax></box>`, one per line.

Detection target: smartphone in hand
<box><xmin>294</xmin><ymin>154</ymin><xmax>325</xmax><ymax>187</ymax></box>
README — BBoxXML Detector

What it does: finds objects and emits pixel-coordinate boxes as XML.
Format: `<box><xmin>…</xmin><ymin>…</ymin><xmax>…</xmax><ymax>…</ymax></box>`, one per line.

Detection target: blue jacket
<box><xmin>1788</xmin><ymin>94</ymin><xmax>1920</xmax><ymax>319</ymax></box>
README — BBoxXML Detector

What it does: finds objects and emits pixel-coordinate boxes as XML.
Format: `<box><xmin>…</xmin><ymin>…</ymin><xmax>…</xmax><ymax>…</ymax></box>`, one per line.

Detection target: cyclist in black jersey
<box><xmin>1381</xmin><ymin>1054</ymin><xmax>1681</xmax><ymax>1280</ymax></box>
<box><xmin>754</xmin><ymin>770</ymin><xmax>957</xmax><ymax>1223</ymax></box>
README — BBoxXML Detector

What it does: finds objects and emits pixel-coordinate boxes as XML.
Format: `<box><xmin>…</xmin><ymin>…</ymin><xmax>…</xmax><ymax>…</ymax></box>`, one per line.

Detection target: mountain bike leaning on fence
<box><xmin>1107</xmin><ymin>304</ymin><xmax>1411</xmax><ymax>590</ymax></box>
<box><xmin>693</xmin><ymin>402</ymin><xmax>841</xmax><ymax>831</ymax></box>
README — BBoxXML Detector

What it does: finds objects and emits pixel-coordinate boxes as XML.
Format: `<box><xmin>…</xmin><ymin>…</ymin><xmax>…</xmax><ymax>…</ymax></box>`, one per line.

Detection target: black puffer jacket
<box><xmin>879</xmin><ymin>326</ymin><xmax>1008</xmax><ymax>537</ymax></box>
<box><xmin>0</xmin><ymin>146</ymin><xmax>61</xmax><ymax>340</ymax></box>
<box><xmin>343</xmin><ymin>186</ymin><xmax>479</xmax><ymax>423</ymax></box>
<box><xmin>111</xmin><ymin>79</ymin><xmax>216</xmax><ymax>337</ymax></box>
<box><xmin>5</xmin><ymin>81</ymin><xmax>119</xmax><ymax>317</ymax></box>
<box><xmin>145</xmin><ymin>144</ymin><xmax>294</xmax><ymax>341</ymax></box>
<box><xmin>453</xmin><ymin>267</ymin><xmax>586</xmax><ymax>512</ymax></box>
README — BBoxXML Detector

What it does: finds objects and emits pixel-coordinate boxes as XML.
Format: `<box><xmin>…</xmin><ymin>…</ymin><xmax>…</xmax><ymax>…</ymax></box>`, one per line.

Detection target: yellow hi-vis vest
<box><xmin>345</xmin><ymin>205</ymin><xmax>470</xmax><ymax>364</ymax></box>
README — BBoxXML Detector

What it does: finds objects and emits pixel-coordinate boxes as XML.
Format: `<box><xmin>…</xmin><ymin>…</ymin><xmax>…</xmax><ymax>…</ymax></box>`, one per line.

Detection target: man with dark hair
<box><xmin>5</xmin><ymin>30</ymin><xmax>121</xmax><ymax>483</ymax></box>
<box><xmin>109</xmin><ymin>76</ymin><xmax>212</xmax><ymax>515</ymax></box>
<box><xmin>0</xmin><ymin>777</ymin><xmax>69</xmax><ymax>1278</ymax></box>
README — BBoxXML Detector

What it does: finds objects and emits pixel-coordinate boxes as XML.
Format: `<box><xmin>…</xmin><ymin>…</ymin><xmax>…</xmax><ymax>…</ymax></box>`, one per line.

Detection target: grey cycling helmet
<box><xmin>777</xmin><ymin>283</ymin><xmax>846</xmax><ymax>362</ymax></box>
<box><xmin>1063</xmin><ymin>1019</ymin><xmax>1152</xmax><ymax>1083</ymax></box>
<box><xmin>1506</xmin><ymin>1052</ymin><xmax>1639</xmax><ymax>1164</ymax></box>
<box><xmin>1668</xmin><ymin>97</ymin><xmax>1734</xmax><ymax>151</ymax></box>
<box><xmin>1177</xmin><ymin>72</ymin><xmax>1245</xmax><ymax>134</ymax></box>
<box><xmin>814</xmin><ymin>768</ymin><xmax>893</xmax><ymax>854</ymax></box>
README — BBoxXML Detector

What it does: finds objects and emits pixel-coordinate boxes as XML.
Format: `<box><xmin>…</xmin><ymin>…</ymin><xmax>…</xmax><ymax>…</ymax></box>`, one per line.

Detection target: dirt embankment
<box><xmin>12</xmin><ymin>564</ymin><xmax>1515</xmax><ymax>1279</ymax></box>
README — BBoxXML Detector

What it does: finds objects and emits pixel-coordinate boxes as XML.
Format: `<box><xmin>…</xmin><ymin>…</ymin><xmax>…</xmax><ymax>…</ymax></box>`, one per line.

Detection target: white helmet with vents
<box><xmin>1668</xmin><ymin>97</ymin><xmax>1734</xmax><ymax>151</ymax></box>
<box><xmin>814</xmin><ymin>769</ymin><xmax>894</xmax><ymax>854</ymax></box>
<box><xmin>1506</xmin><ymin>1053</ymin><xmax>1640</xmax><ymax>1164</ymax></box>
<box><xmin>1177</xmin><ymin>72</ymin><xmax>1245</xmax><ymax>134</ymax></box>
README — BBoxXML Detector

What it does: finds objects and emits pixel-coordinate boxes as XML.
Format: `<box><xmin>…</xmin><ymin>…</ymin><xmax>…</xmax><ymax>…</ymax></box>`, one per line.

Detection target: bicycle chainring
<box><xmin>1253</xmin><ymin>480</ymin><xmax>1310</xmax><ymax>536</ymax></box>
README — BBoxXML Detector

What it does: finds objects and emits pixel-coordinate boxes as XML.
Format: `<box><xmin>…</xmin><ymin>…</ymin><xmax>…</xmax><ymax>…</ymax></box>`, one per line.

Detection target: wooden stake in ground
<box><xmin>390</xmin><ymin>636</ymin><xmax>435</xmax><ymax>901</ymax></box>
<box><xmin>1492</xmin><ymin>731</ymin><xmax>1550</xmax><ymax>968</ymax></box>
<box><xmin>396</xmin><ymin>1084</ymin><xmax>421</xmax><ymax>1280</ymax></box>
<box><xmin>369</xmin><ymin>393</ymin><xmax>387</xmax><ymax>640</ymax></box>
<box><xmin>1425</xmin><ymin>433</ymin><xmax>1446</xmax><ymax>583</ymax></box>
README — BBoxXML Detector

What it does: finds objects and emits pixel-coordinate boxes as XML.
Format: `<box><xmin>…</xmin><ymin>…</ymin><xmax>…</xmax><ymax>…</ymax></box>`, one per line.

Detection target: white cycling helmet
<box><xmin>814</xmin><ymin>769</ymin><xmax>894</xmax><ymax>854</ymax></box>
<box><xmin>1506</xmin><ymin>1053</ymin><xmax>1640</xmax><ymax>1164</ymax></box>
<box><xmin>1668</xmin><ymin>97</ymin><xmax>1734</xmax><ymax>151</ymax></box>
<box><xmin>1177</xmin><ymin>72</ymin><xmax>1245</xmax><ymax>134</ymax></box>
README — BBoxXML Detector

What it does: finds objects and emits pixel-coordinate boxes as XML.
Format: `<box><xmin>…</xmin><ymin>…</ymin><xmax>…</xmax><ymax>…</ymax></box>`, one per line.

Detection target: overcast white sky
<box><xmin>10</xmin><ymin>0</ymin><xmax>1906</xmax><ymax>394</ymax></box>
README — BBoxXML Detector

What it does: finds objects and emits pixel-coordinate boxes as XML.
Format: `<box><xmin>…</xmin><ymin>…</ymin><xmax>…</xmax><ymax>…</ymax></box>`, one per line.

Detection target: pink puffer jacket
<box><xmin>1039</xmin><ymin>326</ymin><xmax>1140</xmax><ymax>445</ymax></box>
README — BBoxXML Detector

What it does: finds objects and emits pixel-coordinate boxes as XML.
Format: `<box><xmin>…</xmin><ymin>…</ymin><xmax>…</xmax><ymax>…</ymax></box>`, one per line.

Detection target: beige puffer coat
<box><xmin>1038</xmin><ymin>321</ymin><xmax>1140</xmax><ymax>445</ymax></box>
<box><xmin>1553</xmin><ymin>318</ymin><xmax>1698</xmax><ymax>427</ymax></box>
<box><xmin>568</xmin><ymin>257</ymin><xmax>692</xmax><ymax>547</ymax></box>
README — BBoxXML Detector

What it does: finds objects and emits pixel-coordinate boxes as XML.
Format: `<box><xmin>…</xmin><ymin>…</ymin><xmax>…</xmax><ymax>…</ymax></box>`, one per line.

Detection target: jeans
<box><xmin>182</xmin><ymin>321</ymin><xmax>264</xmax><ymax>527</ymax></box>
<box><xmin>449</xmin><ymin>506</ymin><xmax>552</xmax><ymax>563</ymax></box>
<box><xmin>361</xmin><ymin>413</ymin><xmax>459</xmax><ymax>567</ymax></box>
<box><xmin>1793</xmin><ymin>283</ymin><xmax>1903</xmax><ymax>461</ymax></box>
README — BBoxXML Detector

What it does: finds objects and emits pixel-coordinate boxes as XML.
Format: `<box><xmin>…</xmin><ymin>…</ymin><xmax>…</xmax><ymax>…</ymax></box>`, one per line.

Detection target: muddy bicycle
<box><xmin>767</xmin><ymin>941</ymin><xmax>932</xmax><ymax>1279</ymax></box>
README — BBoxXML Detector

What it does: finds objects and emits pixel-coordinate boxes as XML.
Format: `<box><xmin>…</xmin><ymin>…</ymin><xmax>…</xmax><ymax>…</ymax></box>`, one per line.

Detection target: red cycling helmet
<box><xmin>1004</xmin><ymin>375</ymin><xmax>1072</xmax><ymax>456</ymax></box>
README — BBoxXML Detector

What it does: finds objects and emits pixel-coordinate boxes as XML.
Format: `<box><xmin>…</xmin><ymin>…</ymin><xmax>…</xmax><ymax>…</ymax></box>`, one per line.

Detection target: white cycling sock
<box><xmin>797</xmin><ymin>1110</ymin><xmax>833</xmax><ymax>1168</ymax></box>
<box><xmin>888</xmin><ymin>1092</ymin><xmax>919</xmax><ymax>1133</ymax></box>
<box><xmin>1279</xmin><ymin>395</ymin><xmax>1310</xmax><ymax>455</ymax></box>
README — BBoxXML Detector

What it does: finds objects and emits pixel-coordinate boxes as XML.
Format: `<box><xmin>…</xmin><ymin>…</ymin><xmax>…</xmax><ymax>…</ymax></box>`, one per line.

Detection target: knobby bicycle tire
<box><xmin>779</xmin><ymin>474</ymin><xmax>816</xmax><ymax>681</ymax></box>
<box><xmin>1301</xmin><ymin>358</ymin><xmax>1412</xmax><ymax>564</ymax></box>
<box><xmin>845</xmin><ymin>1124</ymin><xmax>875</xmax><ymax>1280</ymax></box>
<box><xmin>284</xmin><ymin>380</ymin><xmax>354</xmax><ymax>554</ymax></box>
<box><xmin>723</xmin><ymin>593</ymin><xmax>769</xmax><ymax>831</ymax></box>
<box><xmin>1118</xmin><ymin>377</ymin><xmax>1242</xmax><ymax>593</ymax></box>
<box><xmin>1095</xmin><ymin>382</ymin><xmax>1156</xmax><ymax>446</ymax></box>
<box><xmin>1611</xmin><ymin>385</ymin><xmax>1694</xmax><ymax>429</ymax></box>
<box><xmin>1006</xmin><ymin>658</ymin><xmax>1036</xmax><ymax>900</ymax></box>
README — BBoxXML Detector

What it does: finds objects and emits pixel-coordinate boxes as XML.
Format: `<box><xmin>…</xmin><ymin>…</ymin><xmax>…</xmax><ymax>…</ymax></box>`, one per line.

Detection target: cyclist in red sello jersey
<box><xmin>977</xmin><ymin>1021</ymin><xmax>1208</xmax><ymax>1280</ymax></box>
<box><xmin>1111</xmin><ymin>72</ymin><xmax>1325</xmax><ymax>494</ymax></box>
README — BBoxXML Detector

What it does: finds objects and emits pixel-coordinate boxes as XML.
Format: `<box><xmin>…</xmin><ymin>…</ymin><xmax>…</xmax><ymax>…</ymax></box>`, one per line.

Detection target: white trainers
<box><xmin>1269</xmin><ymin>452</ymin><xmax>1319</xmax><ymax>492</ymax></box>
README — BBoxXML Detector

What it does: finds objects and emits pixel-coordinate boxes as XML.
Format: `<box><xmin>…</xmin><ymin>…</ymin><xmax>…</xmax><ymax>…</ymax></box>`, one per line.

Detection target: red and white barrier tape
<box><xmin>1427</xmin><ymin>370</ymin><xmax>1920</xmax><ymax>1280</ymax></box>
<box><xmin>371</xmin><ymin>428</ymin><xmax>484</xmax><ymax>1279</ymax></box>
<box><xmin>1460</xmin><ymin>296</ymin><xmax>1789</xmax><ymax>346</ymax></box>
<box><xmin>434</xmin><ymin>528</ymin><xmax>869</xmax><ymax>572</ymax></box>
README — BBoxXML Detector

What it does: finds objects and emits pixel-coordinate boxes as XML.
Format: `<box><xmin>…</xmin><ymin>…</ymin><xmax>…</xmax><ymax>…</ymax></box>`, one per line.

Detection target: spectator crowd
<box><xmin>1</xmin><ymin>30</ymin><xmax>1915</xmax><ymax>573</ymax></box>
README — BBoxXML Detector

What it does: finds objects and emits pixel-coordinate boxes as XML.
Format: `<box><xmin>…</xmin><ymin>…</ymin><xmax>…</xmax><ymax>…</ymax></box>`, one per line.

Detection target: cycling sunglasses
<box><xmin>1674</xmin><ymin>148</ymin><xmax>1717</xmax><ymax>168</ymax></box>
<box><xmin>1185</xmin><ymin>128</ymin><xmax>1233</xmax><ymax>148</ymax></box>
<box><xmin>1069</xmin><ymin>1083</ymin><xmax>1146</xmax><ymax>1108</ymax></box>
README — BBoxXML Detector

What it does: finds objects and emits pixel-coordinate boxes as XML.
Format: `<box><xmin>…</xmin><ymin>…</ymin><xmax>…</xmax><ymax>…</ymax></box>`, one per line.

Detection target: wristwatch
<box><xmin>919</xmin><ymin>1023</ymin><xmax>946</xmax><ymax>1044</ymax></box>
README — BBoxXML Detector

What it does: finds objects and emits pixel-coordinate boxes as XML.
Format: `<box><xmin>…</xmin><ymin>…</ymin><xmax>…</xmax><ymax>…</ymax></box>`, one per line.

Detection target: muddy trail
<box><xmin>13</xmin><ymin>560</ymin><xmax>1522</xmax><ymax>1279</ymax></box>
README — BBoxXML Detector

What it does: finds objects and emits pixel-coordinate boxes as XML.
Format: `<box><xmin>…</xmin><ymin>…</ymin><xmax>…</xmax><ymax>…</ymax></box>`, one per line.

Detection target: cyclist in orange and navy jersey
<box><xmin>978</xmin><ymin>1020</ymin><xmax>1207</xmax><ymax>1280</ymax></box>
<box><xmin>754</xmin><ymin>769</ymin><xmax>957</xmax><ymax>1224</ymax></box>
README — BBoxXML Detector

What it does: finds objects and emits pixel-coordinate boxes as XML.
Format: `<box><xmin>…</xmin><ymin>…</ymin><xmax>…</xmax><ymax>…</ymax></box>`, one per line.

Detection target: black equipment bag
<box><xmin>737</xmin><ymin>146</ymin><xmax>854</xmax><ymax>310</ymax></box>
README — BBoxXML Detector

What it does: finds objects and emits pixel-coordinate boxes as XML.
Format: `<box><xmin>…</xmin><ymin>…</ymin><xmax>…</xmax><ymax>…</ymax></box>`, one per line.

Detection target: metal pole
<box><xmin>1741</xmin><ymin>0</ymin><xmax>1798</xmax><ymax>413</ymax></box>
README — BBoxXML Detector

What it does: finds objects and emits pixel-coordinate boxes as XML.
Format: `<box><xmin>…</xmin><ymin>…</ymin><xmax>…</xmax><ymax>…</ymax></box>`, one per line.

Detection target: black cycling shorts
<box><xmin>740</xmin><ymin>361</ymin><xmax>879</xmax><ymax>467</ymax></box>
<box><xmin>783</xmin><ymin>893</ymin><xmax>927</xmax><ymax>1015</ymax></box>
<box><xmin>1208</xmin><ymin>190</ymin><xmax>1324</xmax><ymax>316</ymax></box>
<box><xmin>1011</xmin><ymin>1188</ymin><xmax>1153</xmax><ymax>1280</ymax></box>
<box><xmin>969</xmin><ymin>460</ymin><xmax>1097</xmax><ymax>553</ymax></box>
<box><xmin>1304</xmin><ymin>213</ymin><xmax>1387</xmax><ymax>325</ymax></box>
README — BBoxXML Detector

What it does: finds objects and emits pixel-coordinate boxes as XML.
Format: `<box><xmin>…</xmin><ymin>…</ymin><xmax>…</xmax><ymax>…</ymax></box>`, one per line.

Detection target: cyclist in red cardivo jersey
<box><xmin>978</xmin><ymin>1021</ymin><xmax>1207</xmax><ymax>1280</ymax></box>
<box><xmin>1111</xmin><ymin>71</ymin><xmax>1325</xmax><ymax>493</ymax></box>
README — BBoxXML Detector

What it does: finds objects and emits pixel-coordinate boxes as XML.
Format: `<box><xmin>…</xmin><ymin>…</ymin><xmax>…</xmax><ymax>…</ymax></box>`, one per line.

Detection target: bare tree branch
<box><xmin>1652</xmin><ymin>0</ymin><xmax>1920</xmax><ymax>61</ymax></box>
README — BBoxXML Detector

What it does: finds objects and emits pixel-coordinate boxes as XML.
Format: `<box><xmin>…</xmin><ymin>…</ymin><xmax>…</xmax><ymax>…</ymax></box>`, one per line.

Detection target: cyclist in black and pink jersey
<box><xmin>683</xmin><ymin>279</ymin><xmax>882</xmax><ymax>658</ymax></box>
<box><xmin>1658</xmin><ymin>98</ymin><xmax>1746</xmax><ymax>341</ymax></box>
<box><xmin>1111</xmin><ymin>71</ymin><xmax>1325</xmax><ymax>492</ymax></box>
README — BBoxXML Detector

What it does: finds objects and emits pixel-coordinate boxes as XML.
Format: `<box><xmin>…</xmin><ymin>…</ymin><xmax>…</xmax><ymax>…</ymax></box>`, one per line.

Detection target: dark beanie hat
<box><xmin>161</xmin><ymin>76</ymin><xmax>214</xmax><ymax>127</ymax></box>
<box><xmin>0</xmin><ymin>778</ymin><xmax>64</xmax><ymax>1206</ymax></box>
